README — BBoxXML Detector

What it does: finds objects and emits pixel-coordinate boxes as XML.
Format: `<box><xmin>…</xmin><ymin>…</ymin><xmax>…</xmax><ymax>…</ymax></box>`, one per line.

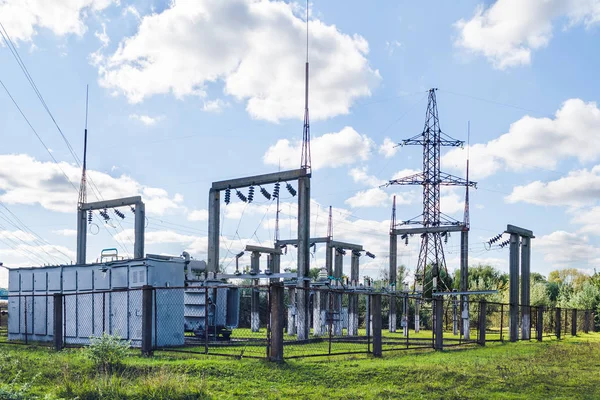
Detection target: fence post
<box><xmin>478</xmin><ymin>300</ymin><xmax>486</xmax><ymax>346</ymax></box>
<box><xmin>584</xmin><ymin>310</ymin><xmax>590</xmax><ymax>334</ymax></box>
<box><xmin>536</xmin><ymin>306</ymin><xmax>543</xmax><ymax>342</ymax></box>
<box><xmin>571</xmin><ymin>309</ymin><xmax>577</xmax><ymax>336</ymax></box>
<box><xmin>269</xmin><ymin>283</ymin><xmax>284</xmax><ymax>362</ymax></box>
<box><xmin>555</xmin><ymin>307</ymin><xmax>561</xmax><ymax>339</ymax></box>
<box><xmin>371</xmin><ymin>294</ymin><xmax>382</xmax><ymax>357</ymax></box>
<box><xmin>141</xmin><ymin>285</ymin><xmax>153</xmax><ymax>356</ymax></box>
<box><xmin>592</xmin><ymin>312</ymin><xmax>596</xmax><ymax>333</ymax></box>
<box><xmin>434</xmin><ymin>296</ymin><xmax>443</xmax><ymax>351</ymax></box>
<box><xmin>53</xmin><ymin>293</ymin><xmax>63</xmax><ymax>351</ymax></box>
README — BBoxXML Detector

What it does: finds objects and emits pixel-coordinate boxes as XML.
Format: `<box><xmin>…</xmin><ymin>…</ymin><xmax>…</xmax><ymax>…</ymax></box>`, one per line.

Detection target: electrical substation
<box><xmin>7</xmin><ymin>10</ymin><xmax>580</xmax><ymax>361</ymax></box>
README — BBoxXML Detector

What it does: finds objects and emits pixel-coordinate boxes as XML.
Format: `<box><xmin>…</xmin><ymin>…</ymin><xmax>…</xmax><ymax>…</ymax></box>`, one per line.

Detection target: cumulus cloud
<box><xmin>440</xmin><ymin>189</ymin><xmax>465</xmax><ymax>215</ymax></box>
<box><xmin>379</xmin><ymin>137</ymin><xmax>399</xmax><ymax>158</ymax></box>
<box><xmin>97</xmin><ymin>0</ymin><xmax>380</xmax><ymax>122</ymax></box>
<box><xmin>0</xmin><ymin>0</ymin><xmax>115</xmax><ymax>43</ymax></box>
<box><xmin>53</xmin><ymin>229</ymin><xmax>77</xmax><ymax>237</ymax></box>
<box><xmin>263</xmin><ymin>126</ymin><xmax>374</xmax><ymax>170</ymax></box>
<box><xmin>506</xmin><ymin>165</ymin><xmax>600</xmax><ymax>206</ymax></box>
<box><xmin>537</xmin><ymin>231</ymin><xmax>600</xmax><ymax>267</ymax></box>
<box><xmin>129</xmin><ymin>114</ymin><xmax>163</xmax><ymax>126</ymax></box>
<box><xmin>345</xmin><ymin>188</ymin><xmax>390</xmax><ymax>208</ymax></box>
<box><xmin>187</xmin><ymin>209</ymin><xmax>209</xmax><ymax>222</ymax></box>
<box><xmin>349</xmin><ymin>167</ymin><xmax>386</xmax><ymax>187</ymax></box>
<box><xmin>455</xmin><ymin>0</ymin><xmax>600</xmax><ymax>69</ymax></box>
<box><xmin>202</xmin><ymin>99</ymin><xmax>229</xmax><ymax>113</ymax></box>
<box><xmin>0</xmin><ymin>154</ymin><xmax>183</xmax><ymax>215</ymax></box>
<box><xmin>443</xmin><ymin>99</ymin><xmax>600</xmax><ymax>179</ymax></box>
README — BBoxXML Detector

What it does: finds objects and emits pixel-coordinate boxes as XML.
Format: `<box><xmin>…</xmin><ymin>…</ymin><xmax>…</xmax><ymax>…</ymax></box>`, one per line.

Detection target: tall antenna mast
<box><xmin>78</xmin><ymin>85</ymin><xmax>89</xmax><ymax>208</ymax></box>
<box><xmin>463</xmin><ymin>121</ymin><xmax>470</xmax><ymax>230</ymax></box>
<box><xmin>300</xmin><ymin>0</ymin><xmax>311</xmax><ymax>170</ymax></box>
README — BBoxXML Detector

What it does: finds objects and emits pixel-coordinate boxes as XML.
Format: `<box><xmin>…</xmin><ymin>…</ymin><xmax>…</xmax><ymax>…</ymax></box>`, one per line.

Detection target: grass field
<box><xmin>0</xmin><ymin>333</ymin><xmax>599</xmax><ymax>399</ymax></box>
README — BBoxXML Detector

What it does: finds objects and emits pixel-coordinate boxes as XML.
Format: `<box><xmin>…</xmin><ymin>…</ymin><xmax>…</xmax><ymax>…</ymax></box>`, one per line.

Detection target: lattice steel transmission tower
<box><xmin>384</xmin><ymin>88</ymin><xmax>476</xmax><ymax>294</ymax></box>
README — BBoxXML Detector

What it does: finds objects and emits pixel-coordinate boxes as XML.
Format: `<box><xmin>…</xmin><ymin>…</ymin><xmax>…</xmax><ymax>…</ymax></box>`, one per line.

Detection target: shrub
<box><xmin>83</xmin><ymin>333</ymin><xmax>131</xmax><ymax>374</ymax></box>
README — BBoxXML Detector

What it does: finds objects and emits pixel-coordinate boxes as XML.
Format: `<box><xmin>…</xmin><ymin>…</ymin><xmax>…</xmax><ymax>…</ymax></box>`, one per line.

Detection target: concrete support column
<box><xmin>389</xmin><ymin>233</ymin><xmax>397</xmax><ymax>333</ymax></box>
<box><xmin>141</xmin><ymin>285</ymin><xmax>153</xmax><ymax>356</ymax></box>
<box><xmin>333</xmin><ymin>249</ymin><xmax>343</xmax><ymax>335</ymax></box>
<box><xmin>76</xmin><ymin>208</ymin><xmax>87</xmax><ymax>264</ymax></box>
<box><xmin>509</xmin><ymin>233</ymin><xmax>520</xmax><ymax>342</ymax></box>
<box><xmin>460</xmin><ymin>229</ymin><xmax>469</xmax><ymax>338</ymax></box>
<box><xmin>134</xmin><ymin>202</ymin><xmax>145</xmax><ymax>259</ymax></box>
<box><xmin>478</xmin><ymin>300</ymin><xmax>487</xmax><ymax>346</ymax></box>
<box><xmin>53</xmin><ymin>293</ymin><xmax>63</xmax><ymax>351</ymax></box>
<box><xmin>434</xmin><ymin>296</ymin><xmax>443</xmax><ymax>350</ymax></box>
<box><xmin>312</xmin><ymin>290</ymin><xmax>324</xmax><ymax>336</ymax></box>
<box><xmin>269</xmin><ymin>283</ymin><xmax>284</xmax><ymax>362</ymax></box>
<box><xmin>371</xmin><ymin>294</ymin><xmax>382</xmax><ymax>357</ymax></box>
<box><xmin>207</xmin><ymin>188</ymin><xmax>220</xmax><ymax>278</ymax></box>
<box><xmin>287</xmin><ymin>287</ymin><xmax>296</xmax><ymax>335</ymax></box>
<box><xmin>296</xmin><ymin>176</ymin><xmax>310</xmax><ymax>340</ymax></box>
<box><xmin>521</xmin><ymin>237</ymin><xmax>531</xmax><ymax>340</ymax></box>
<box><xmin>348</xmin><ymin>252</ymin><xmax>359</xmax><ymax>336</ymax></box>
<box><xmin>251</xmin><ymin>251</ymin><xmax>261</xmax><ymax>332</ymax></box>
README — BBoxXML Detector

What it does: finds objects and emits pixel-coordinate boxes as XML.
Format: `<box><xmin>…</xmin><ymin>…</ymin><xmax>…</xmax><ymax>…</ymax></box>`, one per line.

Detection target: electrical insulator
<box><xmin>87</xmin><ymin>210</ymin><xmax>92</xmax><ymax>224</ymax></box>
<box><xmin>224</xmin><ymin>188</ymin><xmax>231</xmax><ymax>205</ymax></box>
<box><xmin>114</xmin><ymin>209</ymin><xmax>125</xmax><ymax>219</ymax></box>
<box><xmin>236</xmin><ymin>190</ymin><xmax>247</xmax><ymax>203</ymax></box>
<box><xmin>272</xmin><ymin>182</ymin><xmax>280</xmax><ymax>199</ymax></box>
<box><xmin>100</xmin><ymin>208</ymin><xmax>110</xmax><ymax>222</ymax></box>
<box><xmin>286</xmin><ymin>182</ymin><xmax>296</xmax><ymax>197</ymax></box>
<box><xmin>444</xmin><ymin>234</ymin><xmax>448</xmax><ymax>244</ymax></box>
<box><xmin>130</xmin><ymin>206</ymin><xmax>135</xmax><ymax>214</ymax></box>
<box><xmin>248</xmin><ymin>186</ymin><xmax>255</xmax><ymax>203</ymax></box>
<box><xmin>260</xmin><ymin>186</ymin><xmax>271</xmax><ymax>200</ymax></box>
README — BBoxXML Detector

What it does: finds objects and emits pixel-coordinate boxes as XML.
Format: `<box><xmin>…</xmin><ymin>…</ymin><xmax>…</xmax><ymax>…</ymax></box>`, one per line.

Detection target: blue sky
<box><xmin>1</xmin><ymin>0</ymin><xmax>600</xmax><ymax>286</ymax></box>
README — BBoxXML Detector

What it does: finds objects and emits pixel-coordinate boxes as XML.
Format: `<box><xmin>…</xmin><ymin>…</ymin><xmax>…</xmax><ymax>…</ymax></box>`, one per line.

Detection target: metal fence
<box><xmin>0</xmin><ymin>286</ymin><xmax>597</xmax><ymax>360</ymax></box>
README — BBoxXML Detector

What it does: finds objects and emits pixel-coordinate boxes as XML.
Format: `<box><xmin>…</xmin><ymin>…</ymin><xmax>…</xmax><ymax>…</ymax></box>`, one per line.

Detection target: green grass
<box><xmin>1</xmin><ymin>334</ymin><xmax>600</xmax><ymax>399</ymax></box>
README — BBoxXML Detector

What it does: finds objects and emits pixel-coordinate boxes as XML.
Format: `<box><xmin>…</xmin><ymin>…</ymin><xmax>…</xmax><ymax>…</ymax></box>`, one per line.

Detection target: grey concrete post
<box><xmin>509</xmin><ymin>233</ymin><xmax>520</xmax><ymax>342</ymax></box>
<box><xmin>478</xmin><ymin>300</ymin><xmax>487</xmax><ymax>345</ymax></box>
<box><xmin>53</xmin><ymin>293</ymin><xmax>63</xmax><ymax>351</ymax></box>
<box><xmin>371</xmin><ymin>294</ymin><xmax>382</xmax><ymax>357</ymax></box>
<box><xmin>134</xmin><ymin>202</ymin><xmax>145</xmax><ymax>259</ymax></box>
<box><xmin>207</xmin><ymin>188</ymin><xmax>220</xmax><ymax>277</ymax></box>
<box><xmin>348</xmin><ymin>252</ymin><xmax>359</xmax><ymax>336</ymax></box>
<box><xmin>460</xmin><ymin>229</ymin><xmax>469</xmax><ymax>338</ymax></box>
<box><xmin>555</xmin><ymin>307</ymin><xmax>562</xmax><ymax>339</ymax></box>
<box><xmin>269</xmin><ymin>283</ymin><xmax>284</xmax><ymax>362</ymax></box>
<box><xmin>76</xmin><ymin>208</ymin><xmax>87</xmax><ymax>264</ymax></box>
<box><xmin>296</xmin><ymin>175</ymin><xmax>310</xmax><ymax>340</ymax></box>
<box><xmin>402</xmin><ymin>293</ymin><xmax>408</xmax><ymax>336</ymax></box>
<box><xmin>571</xmin><ymin>309</ymin><xmax>577</xmax><ymax>336</ymax></box>
<box><xmin>333</xmin><ymin>249</ymin><xmax>343</xmax><ymax>335</ymax></box>
<box><xmin>287</xmin><ymin>287</ymin><xmax>296</xmax><ymax>335</ymax></box>
<box><xmin>521</xmin><ymin>236</ymin><xmax>531</xmax><ymax>340</ymax></box>
<box><xmin>389</xmin><ymin>233</ymin><xmax>397</xmax><ymax>332</ymax></box>
<box><xmin>325</xmin><ymin>244</ymin><xmax>333</xmax><ymax>277</ymax></box>
<box><xmin>251</xmin><ymin>251</ymin><xmax>261</xmax><ymax>332</ymax></box>
<box><xmin>452</xmin><ymin>296</ymin><xmax>458</xmax><ymax>336</ymax></box>
<box><xmin>434</xmin><ymin>296</ymin><xmax>443</xmax><ymax>350</ymax></box>
<box><xmin>141</xmin><ymin>285</ymin><xmax>153</xmax><ymax>356</ymax></box>
<box><xmin>415</xmin><ymin>299</ymin><xmax>420</xmax><ymax>333</ymax></box>
<box><xmin>312</xmin><ymin>289</ymin><xmax>324</xmax><ymax>336</ymax></box>
<box><xmin>536</xmin><ymin>307</ymin><xmax>544</xmax><ymax>342</ymax></box>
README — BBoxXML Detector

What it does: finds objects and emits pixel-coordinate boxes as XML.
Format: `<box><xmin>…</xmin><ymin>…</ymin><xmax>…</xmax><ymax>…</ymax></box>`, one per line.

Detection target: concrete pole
<box><xmin>251</xmin><ymin>251</ymin><xmax>261</xmax><ymax>332</ymax></box>
<box><xmin>296</xmin><ymin>175</ymin><xmax>311</xmax><ymax>340</ymax></box>
<box><xmin>415</xmin><ymin>300</ymin><xmax>420</xmax><ymax>333</ymax></box>
<box><xmin>460</xmin><ymin>229</ymin><xmax>469</xmax><ymax>339</ymax></box>
<box><xmin>141</xmin><ymin>285</ymin><xmax>153</xmax><ymax>356</ymax></box>
<box><xmin>521</xmin><ymin>236</ymin><xmax>531</xmax><ymax>340</ymax></box>
<box><xmin>53</xmin><ymin>293</ymin><xmax>63</xmax><ymax>351</ymax></box>
<box><xmin>434</xmin><ymin>297</ymin><xmax>444</xmax><ymax>350</ymax></box>
<box><xmin>402</xmin><ymin>293</ymin><xmax>408</xmax><ymax>336</ymax></box>
<box><xmin>134</xmin><ymin>202</ymin><xmax>145</xmax><ymax>259</ymax></box>
<box><xmin>287</xmin><ymin>287</ymin><xmax>296</xmax><ymax>335</ymax></box>
<box><xmin>269</xmin><ymin>283</ymin><xmax>284</xmax><ymax>362</ymax></box>
<box><xmin>452</xmin><ymin>296</ymin><xmax>458</xmax><ymax>336</ymax></box>
<box><xmin>76</xmin><ymin>208</ymin><xmax>87</xmax><ymax>264</ymax></box>
<box><xmin>325</xmin><ymin>244</ymin><xmax>333</xmax><ymax>277</ymax></box>
<box><xmin>371</xmin><ymin>294</ymin><xmax>382</xmax><ymax>357</ymax></box>
<box><xmin>509</xmin><ymin>233</ymin><xmax>520</xmax><ymax>342</ymax></box>
<box><xmin>389</xmin><ymin>233</ymin><xmax>397</xmax><ymax>333</ymax></box>
<box><xmin>333</xmin><ymin>249</ymin><xmax>343</xmax><ymax>335</ymax></box>
<box><xmin>207</xmin><ymin>188</ymin><xmax>220</xmax><ymax>278</ymax></box>
<box><xmin>348</xmin><ymin>252</ymin><xmax>359</xmax><ymax>336</ymax></box>
<box><xmin>478</xmin><ymin>300</ymin><xmax>487</xmax><ymax>346</ymax></box>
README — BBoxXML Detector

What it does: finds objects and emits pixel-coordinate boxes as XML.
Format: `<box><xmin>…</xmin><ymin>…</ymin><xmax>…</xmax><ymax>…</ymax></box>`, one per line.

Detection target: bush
<box><xmin>83</xmin><ymin>333</ymin><xmax>131</xmax><ymax>374</ymax></box>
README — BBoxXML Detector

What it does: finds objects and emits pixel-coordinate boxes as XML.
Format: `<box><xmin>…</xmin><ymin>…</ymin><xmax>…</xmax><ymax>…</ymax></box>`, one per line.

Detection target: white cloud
<box><xmin>349</xmin><ymin>167</ymin><xmax>385</xmax><ymax>187</ymax></box>
<box><xmin>537</xmin><ymin>231</ymin><xmax>600</xmax><ymax>267</ymax></box>
<box><xmin>455</xmin><ymin>0</ymin><xmax>600</xmax><ymax>69</ymax></box>
<box><xmin>345</xmin><ymin>188</ymin><xmax>390</xmax><ymax>208</ymax></box>
<box><xmin>0</xmin><ymin>230</ymin><xmax>36</xmax><ymax>242</ymax></box>
<box><xmin>379</xmin><ymin>137</ymin><xmax>399</xmax><ymax>158</ymax></box>
<box><xmin>263</xmin><ymin>126</ymin><xmax>374</xmax><ymax>170</ymax></box>
<box><xmin>115</xmin><ymin>229</ymin><xmax>197</xmax><ymax>245</ymax></box>
<box><xmin>187</xmin><ymin>209</ymin><xmax>209</xmax><ymax>222</ymax></box>
<box><xmin>391</xmin><ymin>169</ymin><xmax>421</xmax><ymax>180</ymax></box>
<box><xmin>53</xmin><ymin>229</ymin><xmax>77</xmax><ymax>237</ymax></box>
<box><xmin>97</xmin><ymin>0</ymin><xmax>380</xmax><ymax>122</ymax></box>
<box><xmin>0</xmin><ymin>154</ymin><xmax>183</xmax><ymax>216</ymax></box>
<box><xmin>440</xmin><ymin>189</ymin><xmax>464</xmax><ymax>215</ymax></box>
<box><xmin>202</xmin><ymin>99</ymin><xmax>229</xmax><ymax>113</ymax></box>
<box><xmin>506</xmin><ymin>165</ymin><xmax>600</xmax><ymax>206</ymax></box>
<box><xmin>129</xmin><ymin>113</ymin><xmax>163</xmax><ymax>126</ymax></box>
<box><xmin>0</xmin><ymin>0</ymin><xmax>115</xmax><ymax>43</ymax></box>
<box><xmin>443</xmin><ymin>99</ymin><xmax>600</xmax><ymax>179</ymax></box>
